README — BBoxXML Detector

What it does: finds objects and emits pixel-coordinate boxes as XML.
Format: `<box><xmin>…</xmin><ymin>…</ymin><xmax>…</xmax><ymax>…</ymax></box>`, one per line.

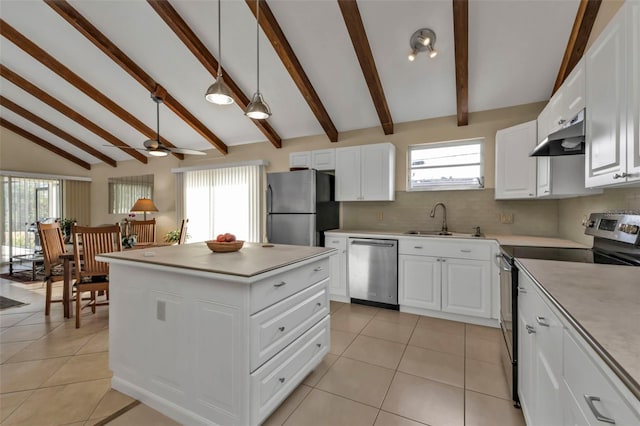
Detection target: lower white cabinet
<box><xmin>324</xmin><ymin>236</ymin><xmax>348</xmax><ymax>302</ymax></box>
<box><xmin>518</xmin><ymin>268</ymin><xmax>640</xmax><ymax>426</ymax></box>
<box><xmin>399</xmin><ymin>255</ymin><xmax>441</xmax><ymax>311</ymax></box>
<box><xmin>399</xmin><ymin>238</ymin><xmax>493</xmax><ymax>320</ymax></box>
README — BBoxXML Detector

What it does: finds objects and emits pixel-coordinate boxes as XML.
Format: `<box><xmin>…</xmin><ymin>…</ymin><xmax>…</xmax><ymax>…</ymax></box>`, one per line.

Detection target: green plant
<box><xmin>58</xmin><ymin>218</ymin><xmax>76</xmax><ymax>238</ymax></box>
<box><xmin>165</xmin><ymin>229</ymin><xmax>188</xmax><ymax>243</ymax></box>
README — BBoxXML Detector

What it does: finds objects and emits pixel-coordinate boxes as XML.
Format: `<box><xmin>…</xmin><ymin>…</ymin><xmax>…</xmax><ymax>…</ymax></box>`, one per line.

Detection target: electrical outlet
<box><xmin>500</xmin><ymin>213</ymin><xmax>514</xmax><ymax>224</ymax></box>
<box><xmin>376</xmin><ymin>211</ymin><xmax>384</xmax><ymax>221</ymax></box>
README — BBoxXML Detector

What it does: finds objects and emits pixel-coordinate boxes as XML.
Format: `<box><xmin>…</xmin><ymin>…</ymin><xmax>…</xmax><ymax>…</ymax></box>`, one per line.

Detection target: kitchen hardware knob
<box><xmin>441</xmin><ymin>259</ymin><xmax>446</xmax><ymax>262</ymax></box>
<box><xmin>278</xmin><ymin>326</ymin><xmax>286</xmax><ymax>332</ymax></box>
<box><xmin>436</xmin><ymin>258</ymin><xmax>441</xmax><ymax>262</ymax></box>
<box><xmin>273</xmin><ymin>281</ymin><xmax>287</xmax><ymax>287</ymax></box>
<box><xmin>536</xmin><ymin>316</ymin><xmax>550</xmax><ymax>327</ymax></box>
<box><xmin>583</xmin><ymin>395</ymin><xmax>615</xmax><ymax>424</ymax></box>
<box><xmin>529</xmin><ymin>193</ymin><xmax>534</xmax><ymax>196</ymax></box>
<box><xmin>518</xmin><ymin>286</ymin><xmax>527</xmax><ymax>294</ymax></box>
<box><xmin>313</xmin><ymin>266</ymin><xmax>323</xmax><ymax>272</ymax></box>
<box><xmin>316</xmin><ymin>343</ymin><xmax>322</xmax><ymax>348</ymax></box>
<box><xmin>279</xmin><ymin>377</ymin><xmax>286</xmax><ymax>384</ymax></box>
<box><xmin>544</xmin><ymin>190</ymin><xmax>550</xmax><ymax>193</ymax></box>
<box><xmin>316</xmin><ymin>302</ymin><xmax>322</xmax><ymax>307</ymax></box>
<box><xmin>526</xmin><ymin>325</ymin><xmax>536</xmax><ymax>334</ymax></box>
<box><xmin>460</xmin><ymin>249</ymin><xmax>472</xmax><ymax>253</ymax></box>
<box><xmin>558</xmin><ymin>119</ymin><xmax>566</xmax><ymax>125</ymax></box>
<box><xmin>414</xmin><ymin>246</ymin><xmax>423</xmax><ymax>249</ymax></box>
<box><xmin>613</xmin><ymin>173</ymin><xmax>628</xmax><ymax>179</ymax></box>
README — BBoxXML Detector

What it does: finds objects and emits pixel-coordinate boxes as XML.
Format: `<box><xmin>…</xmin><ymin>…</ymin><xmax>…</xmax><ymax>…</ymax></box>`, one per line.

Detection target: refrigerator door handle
<box><xmin>267</xmin><ymin>184</ymin><xmax>273</xmax><ymax>214</ymax></box>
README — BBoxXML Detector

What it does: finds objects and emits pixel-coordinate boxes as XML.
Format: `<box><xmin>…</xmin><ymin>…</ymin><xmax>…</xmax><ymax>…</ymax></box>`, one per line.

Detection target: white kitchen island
<box><xmin>98</xmin><ymin>242</ymin><xmax>333</xmax><ymax>426</ymax></box>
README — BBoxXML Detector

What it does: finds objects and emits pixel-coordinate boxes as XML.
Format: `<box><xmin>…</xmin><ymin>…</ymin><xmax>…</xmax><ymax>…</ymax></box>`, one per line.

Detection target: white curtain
<box><xmin>183</xmin><ymin>165</ymin><xmax>262</xmax><ymax>243</ymax></box>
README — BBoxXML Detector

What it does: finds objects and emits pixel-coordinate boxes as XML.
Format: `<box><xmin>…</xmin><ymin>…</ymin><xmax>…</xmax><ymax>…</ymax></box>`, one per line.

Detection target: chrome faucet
<box><xmin>430</xmin><ymin>202</ymin><xmax>448</xmax><ymax>234</ymax></box>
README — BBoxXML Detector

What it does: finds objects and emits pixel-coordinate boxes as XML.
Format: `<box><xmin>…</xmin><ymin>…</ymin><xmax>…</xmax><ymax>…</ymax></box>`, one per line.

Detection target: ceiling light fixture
<box><xmin>205</xmin><ymin>0</ymin><xmax>234</xmax><ymax>105</ymax></box>
<box><xmin>408</xmin><ymin>28</ymin><xmax>438</xmax><ymax>61</ymax></box>
<box><xmin>245</xmin><ymin>0</ymin><xmax>271</xmax><ymax>120</ymax></box>
<box><xmin>144</xmin><ymin>95</ymin><xmax>169</xmax><ymax>157</ymax></box>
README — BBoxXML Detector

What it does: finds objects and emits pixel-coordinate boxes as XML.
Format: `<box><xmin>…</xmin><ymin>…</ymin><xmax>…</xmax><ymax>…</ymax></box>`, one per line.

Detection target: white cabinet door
<box><xmin>627</xmin><ymin>0</ymin><xmax>640</xmax><ymax>183</ymax></box>
<box><xmin>495</xmin><ymin>120</ymin><xmax>538</xmax><ymax>199</ymax></box>
<box><xmin>536</xmin><ymin>157</ymin><xmax>551</xmax><ymax>197</ymax></box>
<box><xmin>335</xmin><ymin>146</ymin><xmax>361</xmax><ymax>201</ymax></box>
<box><xmin>441</xmin><ymin>258</ymin><xmax>491</xmax><ymax>318</ymax></box>
<box><xmin>399</xmin><ymin>255</ymin><xmax>441</xmax><ymax>311</ymax></box>
<box><xmin>518</xmin><ymin>300</ymin><xmax>535</xmax><ymax>423</ymax></box>
<box><xmin>325</xmin><ymin>237</ymin><xmax>347</xmax><ymax>299</ymax></box>
<box><xmin>311</xmin><ymin>149</ymin><xmax>335</xmax><ymax>171</ymax></box>
<box><xmin>289</xmin><ymin>152</ymin><xmax>311</xmax><ymax>169</ymax></box>
<box><xmin>562</xmin><ymin>57</ymin><xmax>586</xmax><ymax>121</ymax></box>
<box><xmin>360</xmin><ymin>143</ymin><xmax>395</xmax><ymax>201</ymax></box>
<box><xmin>546</xmin><ymin>90</ymin><xmax>565</xmax><ymax>136</ymax></box>
<box><xmin>585</xmin><ymin>10</ymin><xmax>627</xmax><ymax>187</ymax></box>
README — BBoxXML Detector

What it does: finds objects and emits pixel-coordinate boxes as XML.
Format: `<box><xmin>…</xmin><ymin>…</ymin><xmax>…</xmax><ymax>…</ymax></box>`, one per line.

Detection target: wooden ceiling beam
<box><xmin>452</xmin><ymin>0</ymin><xmax>469</xmax><ymax>126</ymax></box>
<box><xmin>147</xmin><ymin>0</ymin><xmax>282</xmax><ymax>148</ymax></box>
<box><xmin>0</xmin><ymin>95</ymin><xmax>117</xmax><ymax>167</ymax></box>
<box><xmin>245</xmin><ymin>0</ymin><xmax>339</xmax><ymax>142</ymax></box>
<box><xmin>337</xmin><ymin>0</ymin><xmax>393</xmax><ymax>135</ymax></box>
<box><xmin>1</xmin><ymin>19</ymin><xmax>161</xmax><ymax>163</ymax></box>
<box><xmin>45</xmin><ymin>0</ymin><xmax>227</xmax><ymax>157</ymax></box>
<box><xmin>1</xmin><ymin>118</ymin><xmax>91</xmax><ymax>170</ymax></box>
<box><xmin>0</xmin><ymin>64</ymin><xmax>147</xmax><ymax>164</ymax></box>
<box><xmin>552</xmin><ymin>0</ymin><xmax>601</xmax><ymax>94</ymax></box>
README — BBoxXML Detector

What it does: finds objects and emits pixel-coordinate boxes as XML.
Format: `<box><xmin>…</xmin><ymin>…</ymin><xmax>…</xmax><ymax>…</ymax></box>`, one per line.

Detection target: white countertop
<box><xmin>99</xmin><ymin>242</ymin><xmax>333</xmax><ymax>278</ymax></box>
<box><xmin>325</xmin><ymin>229</ymin><xmax>587</xmax><ymax>248</ymax></box>
<box><xmin>517</xmin><ymin>258</ymin><xmax>640</xmax><ymax>400</ymax></box>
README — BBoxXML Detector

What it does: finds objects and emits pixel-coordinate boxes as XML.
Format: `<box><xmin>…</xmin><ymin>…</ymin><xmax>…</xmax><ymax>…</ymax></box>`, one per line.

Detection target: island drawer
<box><xmin>251</xmin><ymin>258</ymin><xmax>329</xmax><ymax>314</ymax></box>
<box><xmin>399</xmin><ymin>239</ymin><xmax>491</xmax><ymax>260</ymax></box>
<box><xmin>251</xmin><ymin>315</ymin><xmax>329</xmax><ymax>425</ymax></box>
<box><xmin>250</xmin><ymin>278</ymin><xmax>329</xmax><ymax>371</ymax></box>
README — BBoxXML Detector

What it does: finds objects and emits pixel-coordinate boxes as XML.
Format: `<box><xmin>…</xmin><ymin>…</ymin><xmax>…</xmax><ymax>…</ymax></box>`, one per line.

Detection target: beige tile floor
<box><xmin>0</xmin><ymin>276</ymin><xmax>525</xmax><ymax>426</ymax></box>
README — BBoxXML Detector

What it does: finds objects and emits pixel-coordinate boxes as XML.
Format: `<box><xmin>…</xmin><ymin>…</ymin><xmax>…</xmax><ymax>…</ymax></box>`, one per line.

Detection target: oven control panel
<box><xmin>584</xmin><ymin>213</ymin><xmax>640</xmax><ymax>245</ymax></box>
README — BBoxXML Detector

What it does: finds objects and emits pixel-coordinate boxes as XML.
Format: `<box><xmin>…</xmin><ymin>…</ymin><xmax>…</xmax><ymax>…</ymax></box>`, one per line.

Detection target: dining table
<box><xmin>59</xmin><ymin>242</ymin><xmax>174</xmax><ymax>318</ymax></box>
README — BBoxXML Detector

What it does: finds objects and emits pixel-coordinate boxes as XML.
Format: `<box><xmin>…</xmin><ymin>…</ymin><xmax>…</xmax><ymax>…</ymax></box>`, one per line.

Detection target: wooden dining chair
<box><xmin>37</xmin><ymin>222</ymin><xmax>67</xmax><ymax>316</ymax></box>
<box><xmin>72</xmin><ymin>224</ymin><xmax>122</xmax><ymax>328</ymax></box>
<box><xmin>129</xmin><ymin>219</ymin><xmax>156</xmax><ymax>243</ymax></box>
<box><xmin>178</xmin><ymin>219</ymin><xmax>189</xmax><ymax>244</ymax></box>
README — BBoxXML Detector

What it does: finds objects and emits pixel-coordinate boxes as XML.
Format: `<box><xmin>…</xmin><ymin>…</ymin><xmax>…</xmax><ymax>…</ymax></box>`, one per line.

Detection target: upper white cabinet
<box><xmin>335</xmin><ymin>142</ymin><xmax>395</xmax><ymax>201</ymax></box>
<box><xmin>288</xmin><ymin>149</ymin><xmax>335</xmax><ymax>171</ymax></box>
<box><xmin>495</xmin><ymin>120</ymin><xmax>538</xmax><ymax>199</ymax></box>
<box><xmin>537</xmin><ymin>58</ymin><xmax>585</xmax><ymax>143</ymax></box>
<box><xmin>586</xmin><ymin>1</ymin><xmax>640</xmax><ymax>187</ymax></box>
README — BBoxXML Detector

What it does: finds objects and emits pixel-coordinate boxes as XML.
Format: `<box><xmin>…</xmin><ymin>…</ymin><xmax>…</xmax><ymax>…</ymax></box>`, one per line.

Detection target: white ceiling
<box><xmin>0</xmin><ymin>0</ymin><xmax>579</xmax><ymax>165</ymax></box>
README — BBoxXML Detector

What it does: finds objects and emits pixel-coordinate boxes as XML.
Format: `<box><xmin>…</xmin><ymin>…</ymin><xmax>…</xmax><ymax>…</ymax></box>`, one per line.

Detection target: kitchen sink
<box><xmin>404</xmin><ymin>230</ymin><xmax>454</xmax><ymax>236</ymax></box>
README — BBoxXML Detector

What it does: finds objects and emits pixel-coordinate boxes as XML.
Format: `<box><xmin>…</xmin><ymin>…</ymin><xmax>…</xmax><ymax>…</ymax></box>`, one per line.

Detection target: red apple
<box><xmin>216</xmin><ymin>234</ymin><xmax>226</xmax><ymax>242</ymax></box>
<box><xmin>224</xmin><ymin>233</ymin><xmax>236</xmax><ymax>242</ymax></box>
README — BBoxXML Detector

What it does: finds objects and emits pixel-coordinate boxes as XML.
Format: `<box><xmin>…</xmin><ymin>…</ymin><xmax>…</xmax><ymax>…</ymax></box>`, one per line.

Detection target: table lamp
<box><xmin>130</xmin><ymin>198</ymin><xmax>158</xmax><ymax>220</ymax></box>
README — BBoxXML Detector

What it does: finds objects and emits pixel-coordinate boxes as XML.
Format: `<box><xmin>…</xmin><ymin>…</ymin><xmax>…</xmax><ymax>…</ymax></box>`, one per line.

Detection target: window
<box><xmin>182</xmin><ymin>165</ymin><xmax>263</xmax><ymax>243</ymax></box>
<box><xmin>108</xmin><ymin>175</ymin><xmax>154</xmax><ymax>214</ymax></box>
<box><xmin>408</xmin><ymin>139</ymin><xmax>485</xmax><ymax>191</ymax></box>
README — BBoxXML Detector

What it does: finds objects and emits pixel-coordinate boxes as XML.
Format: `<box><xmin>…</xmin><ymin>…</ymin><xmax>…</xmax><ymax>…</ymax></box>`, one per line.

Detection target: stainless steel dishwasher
<box><xmin>348</xmin><ymin>238</ymin><xmax>398</xmax><ymax>309</ymax></box>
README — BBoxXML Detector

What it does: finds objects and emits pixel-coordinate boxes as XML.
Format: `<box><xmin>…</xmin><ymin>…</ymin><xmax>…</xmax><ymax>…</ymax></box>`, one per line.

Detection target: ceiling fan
<box><xmin>108</xmin><ymin>94</ymin><xmax>206</xmax><ymax>157</ymax></box>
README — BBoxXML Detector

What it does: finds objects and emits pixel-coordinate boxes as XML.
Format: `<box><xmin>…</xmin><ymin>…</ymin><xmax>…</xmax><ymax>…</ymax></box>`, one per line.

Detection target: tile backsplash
<box><xmin>341</xmin><ymin>189</ymin><xmax>560</xmax><ymax>237</ymax></box>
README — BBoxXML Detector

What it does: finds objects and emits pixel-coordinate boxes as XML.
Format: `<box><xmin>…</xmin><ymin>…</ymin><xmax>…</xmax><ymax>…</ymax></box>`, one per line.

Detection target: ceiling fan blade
<box><xmin>169</xmin><ymin>147</ymin><xmax>207</xmax><ymax>156</ymax></box>
<box><xmin>102</xmin><ymin>145</ymin><xmax>147</xmax><ymax>151</ymax></box>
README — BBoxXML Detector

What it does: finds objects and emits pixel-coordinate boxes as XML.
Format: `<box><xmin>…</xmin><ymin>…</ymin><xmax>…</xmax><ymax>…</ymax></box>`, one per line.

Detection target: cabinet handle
<box><xmin>273</xmin><ymin>281</ymin><xmax>287</xmax><ymax>287</ymax></box>
<box><xmin>316</xmin><ymin>343</ymin><xmax>322</xmax><ymax>348</ymax></box>
<box><xmin>518</xmin><ymin>287</ymin><xmax>527</xmax><ymax>294</ymax></box>
<box><xmin>332</xmin><ymin>240</ymin><xmax>339</xmax><ymax>244</ymax></box>
<box><xmin>529</xmin><ymin>193</ymin><xmax>534</xmax><ymax>196</ymax></box>
<box><xmin>536</xmin><ymin>316</ymin><xmax>550</xmax><ymax>327</ymax></box>
<box><xmin>278</xmin><ymin>326</ymin><xmax>286</xmax><ymax>332</ymax></box>
<box><xmin>436</xmin><ymin>258</ymin><xmax>441</xmax><ymax>262</ymax></box>
<box><xmin>583</xmin><ymin>395</ymin><xmax>615</xmax><ymax>424</ymax></box>
<box><xmin>414</xmin><ymin>246</ymin><xmax>423</xmax><ymax>249</ymax></box>
<box><xmin>313</xmin><ymin>266</ymin><xmax>323</xmax><ymax>272</ymax></box>
<box><xmin>460</xmin><ymin>249</ymin><xmax>472</xmax><ymax>253</ymax></box>
<box><xmin>441</xmin><ymin>259</ymin><xmax>446</xmax><ymax>262</ymax></box>
<box><xmin>526</xmin><ymin>325</ymin><xmax>536</xmax><ymax>334</ymax></box>
<box><xmin>558</xmin><ymin>119</ymin><xmax>566</xmax><ymax>125</ymax></box>
<box><xmin>544</xmin><ymin>190</ymin><xmax>550</xmax><ymax>193</ymax></box>
<box><xmin>279</xmin><ymin>377</ymin><xmax>286</xmax><ymax>383</ymax></box>
<box><xmin>316</xmin><ymin>302</ymin><xmax>322</xmax><ymax>307</ymax></box>
<box><xmin>613</xmin><ymin>173</ymin><xmax>628</xmax><ymax>179</ymax></box>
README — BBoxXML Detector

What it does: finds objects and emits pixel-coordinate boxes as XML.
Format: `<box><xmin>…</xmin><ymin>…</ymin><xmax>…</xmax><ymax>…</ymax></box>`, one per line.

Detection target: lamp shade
<box><xmin>130</xmin><ymin>198</ymin><xmax>158</xmax><ymax>213</ymax></box>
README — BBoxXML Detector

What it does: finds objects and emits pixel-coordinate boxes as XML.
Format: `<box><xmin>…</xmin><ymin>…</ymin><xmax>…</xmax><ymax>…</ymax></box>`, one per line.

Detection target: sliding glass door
<box><xmin>1</xmin><ymin>176</ymin><xmax>61</xmax><ymax>263</ymax></box>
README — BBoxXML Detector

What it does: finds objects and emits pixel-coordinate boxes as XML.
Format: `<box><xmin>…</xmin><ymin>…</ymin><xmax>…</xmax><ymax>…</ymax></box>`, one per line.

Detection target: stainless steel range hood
<box><xmin>530</xmin><ymin>109</ymin><xmax>585</xmax><ymax>157</ymax></box>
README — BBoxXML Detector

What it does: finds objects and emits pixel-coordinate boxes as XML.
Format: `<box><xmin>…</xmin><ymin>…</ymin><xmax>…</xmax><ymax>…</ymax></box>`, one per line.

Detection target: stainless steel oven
<box><xmin>498</xmin><ymin>212</ymin><xmax>640</xmax><ymax>407</ymax></box>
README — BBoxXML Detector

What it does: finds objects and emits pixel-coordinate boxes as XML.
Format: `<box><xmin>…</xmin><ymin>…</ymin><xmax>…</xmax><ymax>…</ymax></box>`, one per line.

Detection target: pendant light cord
<box><xmin>218</xmin><ymin>0</ymin><xmax>223</xmax><ymax>78</ymax></box>
<box><xmin>256</xmin><ymin>0</ymin><xmax>260</xmax><ymax>92</ymax></box>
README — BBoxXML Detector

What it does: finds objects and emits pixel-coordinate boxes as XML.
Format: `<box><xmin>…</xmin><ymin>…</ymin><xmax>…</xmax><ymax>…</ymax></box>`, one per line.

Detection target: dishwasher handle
<box><xmin>351</xmin><ymin>240</ymin><xmax>396</xmax><ymax>248</ymax></box>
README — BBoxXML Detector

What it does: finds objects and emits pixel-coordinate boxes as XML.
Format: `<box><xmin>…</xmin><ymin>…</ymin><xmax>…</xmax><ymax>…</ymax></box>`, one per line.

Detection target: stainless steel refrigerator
<box><xmin>267</xmin><ymin>170</ymin><xmax>339</xmax><ymax>246</ymax></box>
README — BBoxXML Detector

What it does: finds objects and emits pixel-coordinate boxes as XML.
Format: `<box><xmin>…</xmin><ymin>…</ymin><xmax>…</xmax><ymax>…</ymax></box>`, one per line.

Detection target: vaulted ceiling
<box><xmin>0</xmin><ymin>0</ymin><xmax>589</xmax><ymax>169</ymax></box>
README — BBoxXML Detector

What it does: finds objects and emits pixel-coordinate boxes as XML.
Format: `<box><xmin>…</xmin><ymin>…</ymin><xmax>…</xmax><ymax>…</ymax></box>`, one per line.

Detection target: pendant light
<box><xmin>205</xmin><ymin>0</ymin><xmax>234</xmax><ymax>105</ymax></box>
<box><xmin>245</xmin><ymin>0</ymin><xmax>271</xmax><ymax>119</ymax></box>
